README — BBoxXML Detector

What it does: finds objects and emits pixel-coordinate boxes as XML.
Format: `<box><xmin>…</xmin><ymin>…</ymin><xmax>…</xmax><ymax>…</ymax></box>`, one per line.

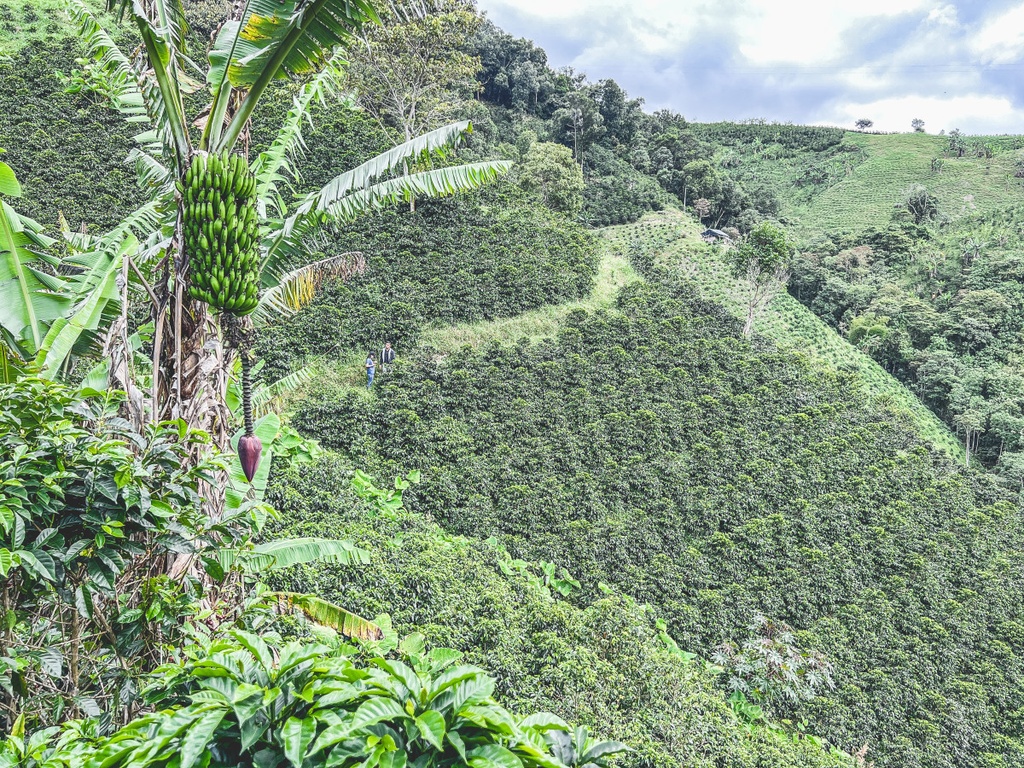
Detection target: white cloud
<box><xmin>927</xmin><ymin>4</ymin><xmax>958</xmax><ymax>26</ymax></box>
<box><xmin>970</xmin><ymin>2</ymin><xmax>1024</xmax><ymax>64</ymax></box>
<box><xmin>737</xmin><ymin>0</ymin><xmax>930</xmax><ymax>64</ymax></box>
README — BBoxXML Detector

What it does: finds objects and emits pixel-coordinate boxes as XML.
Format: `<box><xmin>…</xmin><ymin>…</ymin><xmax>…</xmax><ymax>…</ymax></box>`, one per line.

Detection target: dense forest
<box><xmin>2</xmin><ymin>1</ymin><xmax>1024</xmax><ymax>767</ymax></box>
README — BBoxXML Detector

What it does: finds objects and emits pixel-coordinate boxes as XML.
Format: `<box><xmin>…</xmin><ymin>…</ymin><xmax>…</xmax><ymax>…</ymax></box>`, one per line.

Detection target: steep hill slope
<box><xmin>610</xmin><ymin>210</ymin><xmax>962</xmax><ymax>457</ymax></box>
<box><xmin>802</xmin><ymin>133</ymin><xmax>1021</xmax><ymax>235</ymax></box>
<box><xmin>288</xmin><ymin>275</ymin><xmax>1022</xmax><ymax>768</ymax></box>
<box><xmin>267</xmin><ymin>458</ymin><xmax>851</xmax><ymax>768</ymax></box>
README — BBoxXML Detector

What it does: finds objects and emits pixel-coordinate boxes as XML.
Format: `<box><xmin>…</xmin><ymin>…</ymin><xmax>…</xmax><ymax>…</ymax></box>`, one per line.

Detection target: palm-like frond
<box><xmin>270</xmin><ymin>592</ymin><xmax>383</xmax><ymax>640</ymax></box>
<box><xmin>252</xmin><ymin>51</ymin><xmax>352</xmax><ymax>217</ymax></box>
<box><xmin>212</xmin><ymin>0</ymin><xmax>379</xmax><ymax>152</ymax></box>
<box><xmin>0</xmin><ymin>200</ymin><xmax>66</xmax><ymax>356</ymax></box>
<box><xmin>318</xmin><ymin>162</ymin><xmax>512</xmax><ymax>221</ymax></box>
<box><xmin>251</xmin><ymin>538</ymin><xmax>371</xmax><ymax>570</ymax></box>
<box><xmin>295</xmin><ymin>121</ymin><xmax>474</xmax><ymax>219</ymax></box>
<box><xmin>267</xmin><ymin>160</ymin><xmax>511</xmax><ymax>263</ymax></box>
<box><xmin>119</xmin><ymin>0</ymin><xmax>191</xmax><ymax>164</ymax></box>
<box><xmin>0</xmin><ymin>340</ymin><xmax>29</xmax><ymax>384</ymax></box>
<box><xmin>0</xmin><ymin>155</ymin><xmax>22</xmax><ymax>197</ymax></box>
<box><xmin>128</xmin><ymin>147</ymin><xmax>174</xmax><ymax>197</ymax></box>
<box><xmin>251</xmin><ymin>364</ymin><xmax>316</xmax><ymax>417</ymax></box>
<box><xmin>35</xmin><ymin>236</ymin><xmax>131</xmax><ymax>377</ymax></box>
<box><xmin>252</xmin><ymin>251</ymin><xmax>365</xmax><ymax>324</ymax></box>
<box><xmin>66</xmin><ymin>0</ymin><xmax>144</xmax><ymax>118</ymax></box>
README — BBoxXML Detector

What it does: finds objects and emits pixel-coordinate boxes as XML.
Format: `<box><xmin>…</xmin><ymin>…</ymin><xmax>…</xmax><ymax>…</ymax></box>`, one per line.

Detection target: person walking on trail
<box><xmin>381</xmin><ymin>341</ymin><xmax>396</xmax><ymax>375</ymax></box>
<box><xmin>366</xmin><ymin>353</ymin><xmax>376</xmax><ymax>389</ymax></box>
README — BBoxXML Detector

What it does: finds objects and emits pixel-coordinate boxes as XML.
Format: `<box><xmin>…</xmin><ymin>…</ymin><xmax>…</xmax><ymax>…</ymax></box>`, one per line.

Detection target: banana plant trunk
<box><xmin>151</xmin><ymin>227</ymin><xmax>233</xmax><ymax>522</ymax></box>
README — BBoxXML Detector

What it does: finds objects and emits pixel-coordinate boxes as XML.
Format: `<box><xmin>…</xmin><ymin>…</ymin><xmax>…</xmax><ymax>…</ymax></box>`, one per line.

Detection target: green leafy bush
<box><xmin>41</xmin><ymin>631</ymin><xmax>629</xmax><ymax>768</ymax></box>
<box><xmin>266</xmin><ymin>457</ymin><xmax>851</xmax><ymax>768</ymax></box>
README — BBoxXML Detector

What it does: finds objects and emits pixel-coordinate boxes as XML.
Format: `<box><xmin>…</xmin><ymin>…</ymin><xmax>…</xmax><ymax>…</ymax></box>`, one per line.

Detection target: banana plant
<box><xmin>64</xmin><ymin>0</ymin><xmax>512</xmax><ymax>461</ymax></box>
<box><xmin>0</xmin><ymin>151</ymin><xmax>62</xmax><ymax>369</ymax></box>
<box><xmin>0</xmin><ymin>151</ymin><xmax>125</xmax><ymax>383</ymax></box>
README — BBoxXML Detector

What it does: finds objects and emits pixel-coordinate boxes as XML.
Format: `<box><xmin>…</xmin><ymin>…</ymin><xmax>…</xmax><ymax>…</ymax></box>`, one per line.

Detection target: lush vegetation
<box><xmin>267</xmin><ymin>457</ymin><xmax>852</xmax><ymax>768</ymax></box>
<box><xmin>8</xmin><ymin>0</ymin><xmax>1024</xmax><ymax>767</ymax></box>
<box><xmin>789</xmin><ymin>192</ymin><xmax>1024</xmax><ymax>477</ymax></box>
<box><xmin>256</xmin><ymin>186</ymin><xmax>598</xmax><ymax>380</ymax></box>
<box><xmin>288</xmin><ymin>276</ymin><xmax>1024</xmax><ymax>768</ymax></box>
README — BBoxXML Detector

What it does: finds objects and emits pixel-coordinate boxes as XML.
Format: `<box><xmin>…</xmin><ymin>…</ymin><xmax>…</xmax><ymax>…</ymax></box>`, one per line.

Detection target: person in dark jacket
<box><xmin>381</xmin><ymin>342</ymin><xmax>396</xmax><ymax>374</ymax></box>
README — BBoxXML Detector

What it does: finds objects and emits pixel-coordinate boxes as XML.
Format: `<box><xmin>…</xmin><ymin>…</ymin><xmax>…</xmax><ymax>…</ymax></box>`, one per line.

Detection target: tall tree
<box><xmin>344</xmin><ymin>0</ymin><xmax>482</xmax><ymax>143</ymax></box>
<box><xmin>729</xmin><ymin>221</ymin><xmax>794</xmax><ymax>337</ymax></box>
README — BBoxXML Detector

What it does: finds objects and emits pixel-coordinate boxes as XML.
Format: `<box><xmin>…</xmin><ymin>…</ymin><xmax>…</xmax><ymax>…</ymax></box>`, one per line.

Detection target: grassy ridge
<box><xmin>606</xmin><ymin>210</ymin><xmax>963</xmax><ymax>458</ymax></box>
<box><xmin>801</xmin><ymin>132</ymin><xmax>1022</xmax><ymax>235</ymax></box>
<box><xmin>693</xmin><ymin>123</ymin><xmax>1023</xmax><ymax>237</ymax></box>
<box><xmin>0</xmin><ymin>0</ymin><xmax>95</xmax><ymax>55</ymax></box>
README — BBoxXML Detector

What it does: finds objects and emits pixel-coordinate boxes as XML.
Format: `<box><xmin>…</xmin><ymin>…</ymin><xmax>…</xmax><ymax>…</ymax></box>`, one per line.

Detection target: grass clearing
<box><xmin>798</xmin><ymin>132</ymin><xmax>1022</xmax><ymax>236</ymax></box>
<box><xmin>0</xmin><ymin>0</ymin><xmax>95</xmax><ymax>55</ymax></box>
<box><xmin>416</xmin><ymin>240</ymin><xmax>639</xmax><ymax>352</ymax></box>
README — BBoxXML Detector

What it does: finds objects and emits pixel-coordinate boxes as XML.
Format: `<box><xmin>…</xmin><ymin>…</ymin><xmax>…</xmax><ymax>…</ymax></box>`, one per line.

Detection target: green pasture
<box><xmin>799</xmin><ymin>132</ymin><xmax>1023</xmax><ymax>235</ymax></box>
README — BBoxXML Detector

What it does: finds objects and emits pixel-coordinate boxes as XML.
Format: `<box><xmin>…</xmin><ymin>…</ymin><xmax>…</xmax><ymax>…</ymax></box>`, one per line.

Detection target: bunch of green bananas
<box><xmin>181</xmin><ymin>152</ymin><xmax>260</xmax><ymax>315</ymax></box>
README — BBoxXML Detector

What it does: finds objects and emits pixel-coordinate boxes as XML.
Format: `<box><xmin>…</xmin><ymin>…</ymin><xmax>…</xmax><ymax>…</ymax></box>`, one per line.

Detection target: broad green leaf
<box><xmin>251</xmin><ymin>538</ymin><xmax>371</xmax><ymax>571</ymax></box>
<box><xmin>0</xmin><ymin>199</ymin><xmax>65</xmax><ymax>355</ymax></box>
<box><xmin>215</xmin><ymin>0</ymin><xmax>379</xmax><ymax>151</ymax></box>
<box><xmin>427</xmin><ymin>665</ymin><xmax>485</xmax><ymax>699</ymax></box>
<box><xmin>580</xmin><ymin>741</ymin><xmax>631</xmax><ymax>763</ymax></box>
<box><xmin>282</xmin><ymin>716</ymin><xmax>317</xmax><ymax>768</ymax></box>
<box><xmin>18</xmin><ymin>550</ymin><xmax>56</xmax><ymax>582</ymax></box>
<box><xmin>414</xmin><ymin>711</ymin><xmax>445</xmax><ymax>751</ymax></box>
<box><xmin>231</xmin><ymin>630</ymin><xmax>274</xmax><ymax>674</ymax></box>
<box><xmin>0</xmin><ymin>161</ymin><xmax>21</xmax><ymax>197</ymax></box>
<box><xmin>372</xmin><ymin>659</ymin><xmax>421</xmax><ymax>698</ymax></box>
<box><xmin>467</xmin><ymin>744</ymin><xmax>523</xmax><ymax>768</ymax></box>
<box><xmin>35</xmin><ymin>236</ymin><xmax>129</xmax><ymax>378</ymax></box>
<box><xmin>271</xmin><ymin>593</ymin><xmax>382</xmax><ymax>641</ymax></box>
<box><xmin>350</xmin><ymin>697</ymin><xmax>408</xmax><ymax>730</ymax></box>
<box><xmin>0</xmin><ymin>549</ymin><xmax>13</xmax><ymax>577</ymax></box>
<box><xmin>520</xmin><ymin>713</ymin><xmax>569</xmax><ymax>733</ymax></box>
<box><xmin>447</xmin><ymin>731</ymin><xmax>467</xmax><ymax>763</ymax></box>
<box><xmin>181</xmin><ymin>708</ymin><xmax>227</xmax><ymax>768</ymax></box>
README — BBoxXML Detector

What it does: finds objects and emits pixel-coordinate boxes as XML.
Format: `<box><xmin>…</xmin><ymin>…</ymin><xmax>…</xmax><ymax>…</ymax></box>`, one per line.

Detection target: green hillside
<box><xmin>0</xmin><ymin>0</ymin><xmax>81</xmax><ymax>54</ymax></box>
<box><xmin>693</xmin><ymin>123</ymin><xmax>1023</xmax><ymax>236</ymax></box>
<box><xmin>289</xmin><ymin>275</ymin><xmax>1021</xmax><ymax>768</ymax></box>
<box><xmin>802</xmin><ymin>132</ymin><xmax>1021</xmax><ymax>235</ymax></box>
<box><xmin>608</xmin><ymin>210</ymin><xmax>963</xmax><ymax>458</ymax></box>
<box><xmin>7</xmin><ymin>2</ymin><xmax>1024</xmax><ymax>767</ymax></box>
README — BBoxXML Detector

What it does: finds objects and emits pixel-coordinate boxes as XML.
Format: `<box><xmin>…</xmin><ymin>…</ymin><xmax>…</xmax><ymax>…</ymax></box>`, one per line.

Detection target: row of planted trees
<box><xmin>0</xmin><ymin>0</ymin><xmax>627</xmax><ymax>765</ymax></box>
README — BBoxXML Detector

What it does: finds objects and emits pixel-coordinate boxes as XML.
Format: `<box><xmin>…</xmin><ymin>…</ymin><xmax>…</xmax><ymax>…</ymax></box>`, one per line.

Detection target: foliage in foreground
<box><xmin>16</xmin><ymin>632</ymin><xmax>628</xmax><ymax>768</ymax></box>
<box><xmin>267</xmin><ymin>457</ymin><xmax>853</xmax><ymax>768</ymax></box>
<box><xmin>0</xmin><ymin>377</ymin><xmax>374</xmax><ymax>730</ymax></box>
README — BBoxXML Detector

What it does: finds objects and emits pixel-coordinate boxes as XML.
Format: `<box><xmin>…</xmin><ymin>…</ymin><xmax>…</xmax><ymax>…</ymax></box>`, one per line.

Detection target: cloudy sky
<box><xmin>474</xmin><ymin>0</ymin><xmax>1024</xmax><ymax>135</ymax></box>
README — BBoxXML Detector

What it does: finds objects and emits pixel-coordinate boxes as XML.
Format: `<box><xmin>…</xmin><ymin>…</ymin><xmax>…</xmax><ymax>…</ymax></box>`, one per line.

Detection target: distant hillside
<box><xmin>0</xmin><ymin>0</ymin><xmax>105</xmax><ymax>54</ymax></box>
<box><xmin>695</xmin><ymin>123</ymin><xmax>1024</xmax><ymax>237</ymax></box>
